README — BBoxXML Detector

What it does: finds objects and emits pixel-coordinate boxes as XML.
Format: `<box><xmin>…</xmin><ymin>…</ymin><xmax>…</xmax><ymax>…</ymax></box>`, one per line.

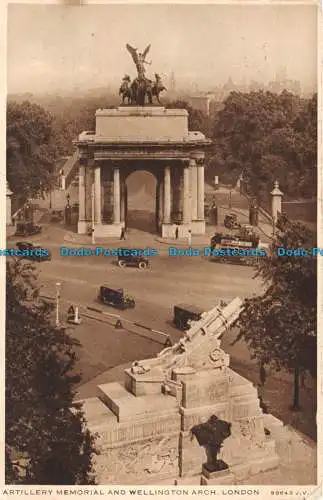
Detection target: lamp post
<box><xmin>91</xmin><ymin>183</ymin><xmax>95</xmax><ymax>245</ymax></box>
<box><xmin>56</xmin><ymin>282</ymin><xmax>61</xmax><ymax>327</ymax></box>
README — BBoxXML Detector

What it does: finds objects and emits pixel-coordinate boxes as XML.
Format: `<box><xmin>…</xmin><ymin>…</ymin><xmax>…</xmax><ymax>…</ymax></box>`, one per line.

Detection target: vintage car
<box><xmin>98</xmin><ymin>286</ymin><xmax>136</xmax><ymax>310</ymax></box>
<box><xmin>173</xmin><ymin>303</ymin><xmax>204</xmax><ymax>330</ymax></box>
<box><xmin>118</xmin><ymin>250</ymin><xmax>149</xmax><ymax>269</ymax></box>
<box><xmin>16</xmin><ymin>241</ymin><xmax>51</xmax><ymax>261</ymax></box>
<box><xmin>15</xmin><ymin>222</ymin><xmax>42</xmax><ymax>237</ymax></box>
<box><xmin>78</xmin><ymin>131</ymin><xmax>95</xmax><ymax>142</ymax></box>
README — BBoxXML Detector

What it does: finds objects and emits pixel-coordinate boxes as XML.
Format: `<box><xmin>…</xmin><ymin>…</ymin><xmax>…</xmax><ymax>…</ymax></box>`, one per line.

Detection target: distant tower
<box><xmin>276</xmin><ymin>65</ymin><xmax>287</xmax><ymax>82</ymax></box>
<box><xmin>170</xmin><ymin>71</ymin><xmax>176</xmax><ymax>92</ymax></box>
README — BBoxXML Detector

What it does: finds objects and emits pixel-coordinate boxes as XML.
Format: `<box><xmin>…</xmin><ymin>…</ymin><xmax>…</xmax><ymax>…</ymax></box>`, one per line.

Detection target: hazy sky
<box><xmin>7</xmin><ymin>3</ymin><xmax>318</xmax><ymax>94</ymax></box>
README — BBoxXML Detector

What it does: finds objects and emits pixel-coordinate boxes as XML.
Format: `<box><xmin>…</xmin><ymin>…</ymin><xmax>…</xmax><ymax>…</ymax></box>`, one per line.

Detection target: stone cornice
<box><xmin>74</xmin><ymin>139</ymin><xmax>212</xmax><ymax>149</ymax></box>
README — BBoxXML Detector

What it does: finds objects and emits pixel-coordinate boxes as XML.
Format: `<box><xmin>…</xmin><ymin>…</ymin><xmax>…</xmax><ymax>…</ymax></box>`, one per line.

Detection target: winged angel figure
<box><xmin>126</xmin><ymin>44</ymin><xmax>151</xmax><ymax>80</ymax></box>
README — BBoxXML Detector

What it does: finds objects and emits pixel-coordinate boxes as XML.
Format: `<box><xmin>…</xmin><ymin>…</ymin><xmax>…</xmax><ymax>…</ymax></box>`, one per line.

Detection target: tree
<box><xmin>6</xmin><ymin>259</ymin><xmax>97</xmax><ymax>484</ymax></box>
<box><xmin>165</xmin><ymin>100</ymin><xmax>210</xmax><ymax>134</ymax></box>
<box><xmin>234</xmin><ymin>214</ymin><xmax>316</xmax><ymax>410</ymax></box>
<box><xmin>7</xmin><ymin>100</ymin><xmax>58</xmax><ymax>201</ymax></box>
<box><xmin>213</xmin><ymin>90</ymin><xmax>316</xmax><ymax>202</ymax></box>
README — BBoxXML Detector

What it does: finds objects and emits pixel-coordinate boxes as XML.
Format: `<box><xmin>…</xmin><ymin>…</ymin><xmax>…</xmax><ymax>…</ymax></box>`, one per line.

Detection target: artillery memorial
<box><xmin>80</xmin><ymin>298</ymin><xmax>282</xmax><ymax>485</ymax></box>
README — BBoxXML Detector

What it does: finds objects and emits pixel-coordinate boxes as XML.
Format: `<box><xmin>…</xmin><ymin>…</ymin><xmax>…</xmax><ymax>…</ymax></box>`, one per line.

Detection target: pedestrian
<box><xmin>187</xmin><ymin>229</ymin><xmax>192</xmax><ymax>247</ymax></box>
<box><xmin>120</xmin><ymin>227</ymin><xmax>126</xmax><ymax>240</ymax></box>
<box><xmin>175</xmin><ymin>225</ymin><xmax>179</xmax><ymax>239</ymax></box>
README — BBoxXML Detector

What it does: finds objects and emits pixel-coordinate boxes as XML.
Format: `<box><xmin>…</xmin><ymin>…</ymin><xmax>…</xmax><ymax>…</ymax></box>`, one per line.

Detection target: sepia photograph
<box><xmin>4</xmin><ymin>1</ymin><xmax>319</xmax><ymax>490</ymax></box>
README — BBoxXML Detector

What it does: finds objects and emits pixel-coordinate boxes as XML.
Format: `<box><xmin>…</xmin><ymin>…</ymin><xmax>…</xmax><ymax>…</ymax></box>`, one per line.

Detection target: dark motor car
<box><xmin>173</xmin><ymin>303</ymin><xmax>204</xmax><ymax>330</ymax></box>
<box><xmin>15</xmin><ymin>222</ymin><xmax>42</xmax><ymax>237</ymax></box>
<box><xmin>16</xmin><ymin>241</ymin><xmax>51</xmax><ymax>261</ymax></box>
<box><xmin>118</xmin><ymin>250</ymin><xmax>149</xmax><ymax>269</ymax></box>
<box><xmin>98</xmin><ymin>286</ymin><xmax>136</xmax><ymax>310</ymax></box>
<box><xmin>50</xmin><ymin>210</ymin><xmax>64</xmax><ymax>222</ymax></box>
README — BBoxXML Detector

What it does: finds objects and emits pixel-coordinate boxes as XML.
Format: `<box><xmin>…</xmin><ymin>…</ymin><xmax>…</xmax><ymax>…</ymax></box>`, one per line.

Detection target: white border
<box><xmin>1</xmin><ymin>1</ymin><xmax>321</xmax><ymax>497</ymax></box>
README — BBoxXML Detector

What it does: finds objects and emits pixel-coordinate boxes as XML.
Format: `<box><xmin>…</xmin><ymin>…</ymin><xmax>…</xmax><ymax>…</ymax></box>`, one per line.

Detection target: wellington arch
<box><xmin>74</xmin><ymin>106</ymin><xmax>212</xmax><ymax>239</ymax></box>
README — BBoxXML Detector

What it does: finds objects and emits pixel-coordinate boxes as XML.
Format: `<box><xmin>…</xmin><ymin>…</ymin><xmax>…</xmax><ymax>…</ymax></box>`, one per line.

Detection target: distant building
<box><xmin>275</xmin><ymin>65</ymin><xmax>287</xmax><ymax>83</ymax></box>
<box><xmin>188</xmin><ymin>94</ymin><xmax>216</xmax><ymax>115</ymax></box>
<box><xmin>268</xmin><ymin>66</ymin><xmax>301</xmax><ymax>95</ymax></box>
<box><xmin>268</xmin><ymin>79</ymin><xmax>301</xmax><ymax>95</ymax></box>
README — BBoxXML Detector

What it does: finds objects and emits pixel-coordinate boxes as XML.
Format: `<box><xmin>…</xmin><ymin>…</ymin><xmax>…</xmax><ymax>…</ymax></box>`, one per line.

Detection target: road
<box><xmin>8</xmin><ymin>220</ymin><xmax>262</xmax><ymax>382</ymax></box>
<box><xmin>7</xmin><ymin>209</ymin><xmax>316</xmax><ymax>440</ymax></box>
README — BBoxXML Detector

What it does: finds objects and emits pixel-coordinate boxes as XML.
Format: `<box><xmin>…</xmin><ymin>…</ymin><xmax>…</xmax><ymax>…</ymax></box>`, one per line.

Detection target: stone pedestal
<box><xmin>95</xmin><ymin>107</ymin><xmax>189</xmax><ymax>142</ymax></box>
<box><xmin>93</xmin><ymin>223</ymin><xmax>124</xmax><ymax>238</ymax></box>
<box><xmin>201</xmin><ymin>466</ymin><xmax>236</xmax><ymax>485</ymax></box>
<box><xmin>161</xmin><ymin>223</ymin><xmax>193</xmax><ymax>238</ymax></box>
<box><xmin>190</xmin><ymin>220</ymin><xmax>206</xmax><ymax>235</ymax></box>
<box><xmin>81</xmin><ymin>365</ymin><xmax>280</xmax><ymax>484</ymax></box>
<box><xmin>77</xmin><ymin>220</ymin><xmax>88</xmax><ymax>234</ymax></box>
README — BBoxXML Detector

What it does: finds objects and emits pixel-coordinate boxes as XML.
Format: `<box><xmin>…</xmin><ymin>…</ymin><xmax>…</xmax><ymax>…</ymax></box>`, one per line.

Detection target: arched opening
<box><xmin>125</xmin><ymin>171</ymin><xmax>157</xmax><ymax>233</ymax></box>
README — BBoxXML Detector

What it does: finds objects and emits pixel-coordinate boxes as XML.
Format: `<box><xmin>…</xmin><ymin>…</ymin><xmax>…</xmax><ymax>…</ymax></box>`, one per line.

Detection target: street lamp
<box><xmin>56</xmin><ymin>282</ymin><xmax>61</xmax><ymax>327</ymax></box>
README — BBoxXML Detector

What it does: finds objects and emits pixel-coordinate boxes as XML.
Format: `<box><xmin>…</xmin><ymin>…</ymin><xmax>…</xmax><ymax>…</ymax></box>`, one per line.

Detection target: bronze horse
<box><xmin>147</xmin><ymin>79</ymin><xmax>166</xmax><ymax>105</ymax></box>
<box><xmin>119</xmin><ymin>78</ymin><xmax>132</xmax><ymax>105</ymax></box>
<box><xmin>119</xmin><ymin>75</ymin><xmax>166</xmax><ymax>106</ymax></box>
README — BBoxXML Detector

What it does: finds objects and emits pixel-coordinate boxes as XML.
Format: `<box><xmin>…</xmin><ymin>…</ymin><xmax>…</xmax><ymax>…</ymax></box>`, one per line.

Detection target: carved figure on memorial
<box><xmin>191</xmin><ymin>415</ymin><xmax>232</xmax><ymax>473</ymax></box>
<box><xmin>209</xmin><ymin>346</ymin><xmax>229</xmax><ymax>369</ymax></box>
<box><xmin>131</xmin><ymin>360</ymin><xmax>150</xmax><ymax>374</ymax></box>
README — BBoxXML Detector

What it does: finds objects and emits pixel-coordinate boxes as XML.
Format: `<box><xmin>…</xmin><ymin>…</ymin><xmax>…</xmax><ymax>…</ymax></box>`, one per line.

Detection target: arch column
<box><xmin>120</xmin><ymin>181</ymin><xmax>126</xmax><ymax>224</ymax></box>
<box><xmin>182</xmin><ymin>162</ymin><xmax>191</xmax><ymax>224</ymax></box>
<box><xmin>163</xmin><ymin>166</ymin><xmax>171</xmax><ymax>224</ymax></box>
<box><xmin>113</xmin><ymin>166</ymin><xmax>121</xmax><ymax>224</ymax></box>
<box><xmin>189</xmin><ymin>159</ymin><xmax>198</xmax><ymax>221</ymax></box>
<box><xmin>197</xmin><ymin>161</ymin><xmax>205</xmax><ymax>220</ymax></box>
<box><xmin>158</xmin><ymin>179</ymin><xmax>164</xmax><ymax>230</ymax></box>
<box><xmin>189</xmin><ymin>158</ymin><xmax>205</xmax><ymax>235</ymax></box>
<box><xmin>77</xmin><ymin>161</ymin><xmax>87</xmax><ymax>234</ymax></box>
<box><xmin>94</xmin><ymin>164</ymin><xmax>101</xmax><ymax>224</ymax></box>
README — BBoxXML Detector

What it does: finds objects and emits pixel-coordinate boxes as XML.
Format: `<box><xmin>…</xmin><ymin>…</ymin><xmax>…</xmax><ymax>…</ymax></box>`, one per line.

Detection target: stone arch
<box><xmin>123</xmin><ymin>165</ymin><xmax>160</xmax><ymax>234</ymax></box>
